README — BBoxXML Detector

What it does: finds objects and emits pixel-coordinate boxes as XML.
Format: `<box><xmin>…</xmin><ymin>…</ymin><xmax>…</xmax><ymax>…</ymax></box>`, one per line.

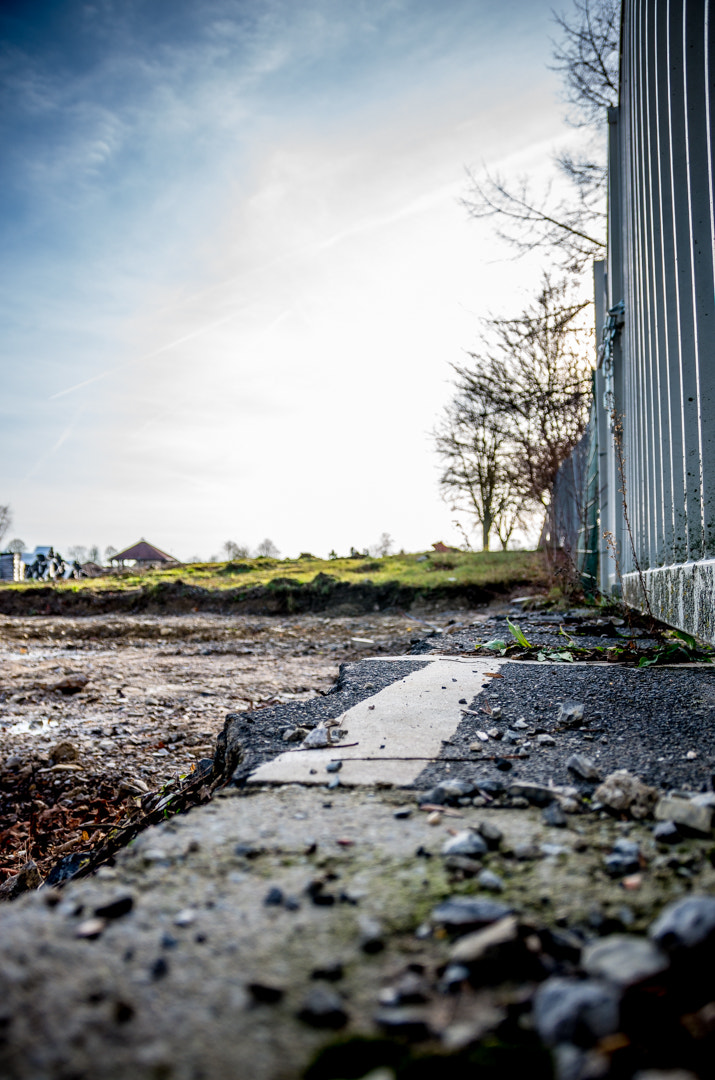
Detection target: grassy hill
<box><xmin>0</xmin><ymin>549</ymin><xmax>548</xmax><ymax>615</ymax></box>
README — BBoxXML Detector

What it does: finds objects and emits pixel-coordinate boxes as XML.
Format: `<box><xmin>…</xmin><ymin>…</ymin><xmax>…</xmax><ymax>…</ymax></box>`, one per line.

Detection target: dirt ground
<box><xmin>0</xmin><ymin>610</ymin><xmax>487</xmax><ymax>884</ymax></box>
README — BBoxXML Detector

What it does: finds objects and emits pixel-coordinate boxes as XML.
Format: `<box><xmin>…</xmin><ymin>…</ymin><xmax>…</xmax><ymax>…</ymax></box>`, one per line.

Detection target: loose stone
<box><xmin>649</xmin><ymin>895</ymin><xmax>715</xmax><ymax>953</ymax></box>
<box><xmin>566</xmin><ymin>754</ymin><xmax>602</xmax><ymax>782</ymax></box>
<box><xmin>296</xmin><ymin>987</ymin><xmax>348</xmax><ymax>1029</ymax></box>
<box><xmin>595</xmin><ymin>770</ymin><xmax>658</xmax><ymax>819</ymax></box>
<box><xmin>325</xmin><ymin>760</ymin><xmax>342</xmax><ymax>773</ymax></box>
<box><xmin>476</xmin><ymin>869</ymin><xmax>504</xmax><ymax>893</ymax></box>
<box><xmin>542</xmin><ymin>802</ymin><xmax>567</xmax><ymax>828</ymax></box>
<box><xmin>431</xmin><ymin>897</ymin><xmax>513</xmax><ymax>933</ymax></box>
<box><xmin>263</xmin><ymin>887</ymin><xmax>284</xmax><ymax>907</ymax></box>
<box><xmin>441</xmin><ymin>831</ymin><xmax>488</xmax><ymax>858</ymax></box>
<box><xmin>393</xmin><ymin>806</ymin><xmax>412</xmax><ymax>819</ymax></box>
<box><xmin>533</xmin><ymin>977</ymin><xmax>621</xmax><ymax>1047</ymax></box>
<box><xmin>582</xmin><ymin>934</ymin><xmax>669</xmax><ymax>988</ymax></box>
<box><xmin>653</xmin><ymin>821</ymin><xmax>681</xmax><ymax>844</ymax></box>
<box><xmin>557</xmin><ymin>702</ymin><xmax>585</xmax><ymax>727</ymax></box>
<box><xmin>373</xmin><ymin>1008</ymin><xmax>432</xmax><ymax>1041</ymax></box>
<box><xmin>247</xmin><ymin>982</ymin><xmax>284</xmax><ymax>1004</ymax></box>
<box><xmin>654</xmin><ymin>796</ymin><xmax>713</xmax><ymax>836</ymax></box>
<box><xmin>477</xmin><ymin>821</ymin><xmax>503</xmax><ymax>848</ymax></box>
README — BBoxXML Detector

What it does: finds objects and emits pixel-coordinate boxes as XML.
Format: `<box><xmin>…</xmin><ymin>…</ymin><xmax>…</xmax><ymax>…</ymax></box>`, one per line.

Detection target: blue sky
<box><xmin>1</xmin><ymin>0</ymin><xmax>576</xmax><ymax>559</ymax></box>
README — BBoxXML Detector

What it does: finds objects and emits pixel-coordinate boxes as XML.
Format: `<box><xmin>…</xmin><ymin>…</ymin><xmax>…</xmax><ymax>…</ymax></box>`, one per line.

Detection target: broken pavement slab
<box><xmin>249</xmin><ymin>656</ymin><xmax>504</xmax><ymax>787</ymax></box>
<box><xmin>3</xmin><ymin>609</ymin><xmax>715</xmax><ymax>1078</ymax></box>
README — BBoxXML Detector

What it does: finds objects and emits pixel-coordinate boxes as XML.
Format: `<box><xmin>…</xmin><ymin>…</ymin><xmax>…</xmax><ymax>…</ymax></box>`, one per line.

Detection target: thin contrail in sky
<box><xmin>48</xmin><ymin>311</ymin><xmax>241</xmax><ymax>400</ymax></box>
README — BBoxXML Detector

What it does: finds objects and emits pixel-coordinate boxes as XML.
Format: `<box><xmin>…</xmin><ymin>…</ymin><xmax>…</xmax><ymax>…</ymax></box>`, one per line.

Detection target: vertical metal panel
<box><xmin>599</xmin><ymin>0</ymin><xmax>715</xmax><ymax>636</ymax></box>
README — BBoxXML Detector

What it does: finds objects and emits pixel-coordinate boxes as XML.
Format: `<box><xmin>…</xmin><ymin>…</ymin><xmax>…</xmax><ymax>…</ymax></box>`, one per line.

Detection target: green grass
<box><xmin>6</xmin><ymin>549</ymin><xmax>547</xmax><ymax>596</ymax></box>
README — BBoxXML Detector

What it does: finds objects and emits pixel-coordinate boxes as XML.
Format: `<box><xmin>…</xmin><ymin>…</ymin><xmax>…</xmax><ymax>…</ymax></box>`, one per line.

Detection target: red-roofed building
<box><xmin>110</xmin><ymin>539</ymin><xmax>179</xmax><ymax>567</ymax></box>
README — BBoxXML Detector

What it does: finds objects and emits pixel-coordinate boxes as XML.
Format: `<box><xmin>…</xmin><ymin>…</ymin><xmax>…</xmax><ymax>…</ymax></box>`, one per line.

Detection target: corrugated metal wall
<box><xmin>596</xmin><ymin>0</ymin><xmax>715</xmax><ymax>637</ymax></box>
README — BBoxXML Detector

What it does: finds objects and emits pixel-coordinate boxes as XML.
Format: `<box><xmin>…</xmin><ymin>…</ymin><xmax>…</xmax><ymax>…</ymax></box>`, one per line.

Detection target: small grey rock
<box><xmin>442</xmin><ymin>831</ymin><xmax>488</xmax><ymax>858</ymax></box>
<box><xmin>604</xmin><ymin>838</ymin><xmax>641</xmax><ymax>878</ymax></box>
<box><xmin>595</xmin><ymin>770</ymin><xmax>658</xmax><ymax>819</ymax></box>
<box><xmin>393</xmin><ymin>806</ymin><xmax>412</xmax><ymax>819</ymax></box>
<box><xmin>558</xmin><ymin>702</ymin><xmax>585</xmax><ymax>727</ymax></box>
<box><xmin>542</xmin><ymin>802</ymin><xmax>567</xmax><ymax>828</ymax></box>
<box><xmin>536</xmin><ymin>733</ymin><xmax>556</xmax><ymax>746</ymax></box>
<box><xmin>297</xmin><ymin>987</ymin><xmax>348</xmax><ymax>1029</ymax></box>
<box><xmin>533</xmin><ymin>977</ymin><xmax>621</xmax><ymax>1047</ymax></box>
<box><xmin>654</xmin><ymin>796</ymin><xmax>713</xmax><ymax>835</ymax></box>
<box><xmin>373</xmin><ymin>1007</ymin><xmax>432</xmax><ymax>1041</ymax></box>
<box><xmin>477</xmin><ymin>869</ymin><xmax>504</xmax><ymax>893</ymax></box>
<box><xmin>653</xmin><ymin>821</ymin><xmax>681</xmax><ymax>844</ymax></box>
<box><xmin>477</xmin><ymin>820</ymin><xmax>503</xmax><ymax>848</ymax></box>
<box><xmin>325</xmin><ymin>760</ymin><xmax>342</xmax><ymax>773</ymax></box>
<box><xmin>582</xmin><ymin>934</ymin><xmax>669</xmax><ymax>988</ymax></box>
<box><xmin>508</xmin><ymin>781</ymin><xmax>554</xmax><ymax>807</ymax></box>
<box><xmin>513</xmin><ymin>842</ymin><xmax>541</xmax><ymax>861</ymax></box>
<box><xmin>431</xmin><ymin>897</ymin><xmax>513</xmax><ymax>932</ymax></box>
<box><xmin>566</xmin><ymin>754</ymin><xmax>602</xmax><ymax>782</ymax></box>
<box><xmin>513</xmin><ymin>718</ymin><xmax>528</xmax><ymax>730</ymax></box>
<box><xmin>358</xmin><ymin>915</ymin><xmax>384</xmax><ymax>954</ymax></box>
<box><xmin>649</xmin><ymin>895</ymin><xmax>715</xmax><ymax>953</ymax></box>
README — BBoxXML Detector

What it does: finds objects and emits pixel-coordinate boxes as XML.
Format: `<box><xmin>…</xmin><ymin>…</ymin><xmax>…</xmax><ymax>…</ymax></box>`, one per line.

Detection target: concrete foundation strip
<box><xmin>248</xmin><ymin>655</ymin><xmax>505</xmax><ymax>788</ymax></box>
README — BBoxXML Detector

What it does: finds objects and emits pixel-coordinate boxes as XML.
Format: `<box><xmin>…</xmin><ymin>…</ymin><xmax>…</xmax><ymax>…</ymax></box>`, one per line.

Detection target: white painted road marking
<box><xmin>248</xmin><ymin>656</ymin><xmax>505</xmax><ymax>787</ymax></box>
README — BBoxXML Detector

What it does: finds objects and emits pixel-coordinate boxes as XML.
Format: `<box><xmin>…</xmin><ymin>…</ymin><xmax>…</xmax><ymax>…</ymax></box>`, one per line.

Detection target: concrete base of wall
<box><xmin>623</xmin><ymin>560</ymin><xmax>715</xmax><ymax>642</ymax></box>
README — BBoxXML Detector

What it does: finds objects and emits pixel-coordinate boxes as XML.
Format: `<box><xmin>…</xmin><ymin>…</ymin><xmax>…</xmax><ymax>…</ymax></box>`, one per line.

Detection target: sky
<box><xmin>1</xmin><ymin>0</ymin><xmax>578</xmax><ymax>561</ymax></box>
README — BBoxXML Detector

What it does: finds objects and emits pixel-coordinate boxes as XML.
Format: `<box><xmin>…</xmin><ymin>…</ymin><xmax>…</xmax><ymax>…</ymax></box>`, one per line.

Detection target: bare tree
<box><xmin>6</xmin><ymin>538</ymin><xmax>26</xmax><ymax>554</ymax></box>
<box><xmin>435</xmin><ymin>400</ymin><xmax>520</xmax><ymax>551</ymax></box>
<box><xmin>373</xmin><ymin>532</ymin><xmax>394</xmax><ymax>558</ymax></box>
<box><xmin>68</xmin><ymin>545</ymin><xmax>88</xmax><ymax>563</ymax></box>
<box><xmin>445</xmin><ymin>275</ymin><xmax>593</xmax><ymax>532</ymax></box>
<box><xmin>223</xmin><ymin>540</ymin><xmax>250</xmax><ymax>560</ymax></box>
<box><xmin>256</xmin><ymin>538</ymin><xmax>280</xmax><ymax>559</ymax></box>
<box><xmin>462</xmin><ymin>0</ymin><xmax>619</xmax><ymax>273</ymax></box>
<box><xmin>104</xmin><ymin>545</ymin><xmax>117</xmax><ymax>564</ymax></box>
<box><xmin>0</xmin><ymin>505</ymin><xmax>12</xmax><ymax>549</ymax></box>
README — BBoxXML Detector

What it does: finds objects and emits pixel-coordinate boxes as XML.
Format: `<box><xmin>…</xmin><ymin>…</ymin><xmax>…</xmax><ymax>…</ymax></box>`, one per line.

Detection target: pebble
<box><xmin>393</xmin><ymin>806</ymin><xmax>412</xmax><ymax>819</ymax></box>
<box><xmin>296</xmin><ymin>987</ymin><xmax>348</xmax><ymax>1029</ymax></box>
<box><xmin>373</xmin><ymin>1007</ymin><xmax>432</xmax><ymax>1041</ymax></box>
<box><xmin>533</xmin><ymin>976</ymin><xmax>621</xmax><ymax>1047</ymax></box>
<box><xmin>557</xmin><ymin>701</ymin><xmax>585</xmax><ymax>727</ymax></box>
<box><xmin>441</xmin><ymin>831</ymin><xmax>488</xmax><ymax>858</ymax></box>
<box><xmin>604</xmin><ymin>838</ymin><xmax>641</xmax><ymax>878</ymax></box>
<box><xmin>542</xmin><ymin>802</ymin><xmax>567</xmax><ymax>828</ymax></box>
<box><xmin>427</xmin><ymin>811</ymin><xmax>441</xmax><ymax>825</ymax></box>
<box><xmin>653</xmin><ymin>820</ymin><xmax>681</xmax><ymax>844</ymax></box>
<box><xmin>431</xmin><ymin>897</ymin><xmax>513</xmax><ymax>933</ymax></box>
<box><xmin>513</xmin><ymin>842</ymin><xmax>541</xmax><ymax>861</ymax></box>
<box><xmin>174</xmin><ymin>908</ymin><xmax>197</xmax><ymax>927</ymax></box>
<box><xmin>654</xmin><ymin>796</ymin><xmax>713</xmax><ymax>835</ymax></box>
<box><xmin>649</xmin><ymin>895</ymin><xmax>715</xmax><ymax>953</ymax></box>
<box><xmin>310</xmin><ymin>961</ymin><xmax>344</xmax><ymax>982</ymax></box>
<box><xmin>75</xmin><ymin>917</ymin><xmax>106</xmax><ymax>939</ymax></box>
<box><xmin>476</xmin><ymin>869</ymin><xmax>504</xmax><ymax>893</ymax></box>
<box><xmin>494</xmin><ymin>758</ymin><xmax>513</xmax><ymax>772</ymax></box>
<box><xmin>594</xmin><ymin>770</ymin><xmax>658</xmax><ymax>819</ymax></box>
<box><xmin>449</xmin><ymin>915</ymin><xmax>518</xmax><ymax>964</ymax></box>
<box><xmin>477</xmin><ymin>821</ymin><xmax>503</xmax><ymax>848</ymax></box>
<box><xmin>325</xmin><ymin>761</ymin><xmax>342</xmax><ymax>773</ymax></box>
<box><xmin>327</xmin><ymin>776</ymin><xmax>341</xmax><ymax>790</ymax></box>
<box><xmin>582</xmin><ymin>934</ymin><xmax>669</xmax><ymax>988</ymax></box>
<box><xmin>93</xmin><ymin>895</ymin><xmax>134</xmax><ymax>920</ymax></box>
<box><xmin>566</xmin><ymin>754</ymin><xmax>602</xmax><ymax>782</ymax></box>
<box><xmin>513</xmin><ymin>718</ymin><xmax>528</xmax><ymax>730</ymax></box>
<box><xmin>263</xmin><ymin>887</ymin><xmax>284</xmax><ymax>907</ymax></box>
<box><xmin>536</xmin><ymin>733</ymin><xmax>556</xmax><ymax>746</ymax></box>
<box><xmin>358</xmin><ymin>915</ymin><xmax>384</xmax><ymax>954</ymax></box>
<box><xmin>507</xmin><ymin>781</ymin><xmax>554</xmax><ymax>807</ymax></box>
<box><xmin>487</xmin><ymin>728</ymin><xmax>502</xmax><ymax>740</ymax></box>
<box><xmin>247</xmin><ymin>982</ymin><xmax>284</xmax><ymax>1004</ymax></box>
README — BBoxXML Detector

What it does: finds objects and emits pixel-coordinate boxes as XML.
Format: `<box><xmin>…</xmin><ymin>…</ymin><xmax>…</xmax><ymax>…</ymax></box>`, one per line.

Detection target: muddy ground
<box><xmin>0</xmin><ymin>610</ymin><xmax>487</xmax><ymax>884</ymax></box>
